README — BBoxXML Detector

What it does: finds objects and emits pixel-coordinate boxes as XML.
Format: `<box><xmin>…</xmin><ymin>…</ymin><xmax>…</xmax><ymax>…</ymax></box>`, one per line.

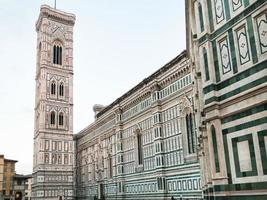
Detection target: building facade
<box><xmin>14</xmin><ymin>174</ymin><xmax>32</xmax><ymax>200</ymax></box>
<box><xmin>32</xmin><ymin>5</ymin><xmax>75</xmax><ymax>200</ymax></box>
<box><xmin>0</xmin><ymin>155</ymin><xmax>17</xmax><ymax>200</ymax></box>
<box><xmin>31</xmin><ymin>1</ymin><xmax>267</xmax><ymax>200</ymax></box>
<box><xmin>25</xmin><ymin>175</ymin><xmax>32</xmax><ymax>200</ymax></box>
<box><xmin>186</xmin><ymin>0</ymin><xmax>267</xmax><ymax>199</ymax></box>
<box><xmin>0</xmin><ymin>155</ymin><xmax>3</xmax><ymax>200</ymax></box>
<box><xmin>75</xmin><ymin>51</ymin><xmax>203</xmax><ymax>200</ymax></box>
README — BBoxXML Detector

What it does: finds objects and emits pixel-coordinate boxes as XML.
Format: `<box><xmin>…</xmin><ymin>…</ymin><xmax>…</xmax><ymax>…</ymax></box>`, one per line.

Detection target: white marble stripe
<box><xmin>222</xmin><ymin>110</ymin><xmax>267</xmax><ymax>130</ymax></box>
<box><xmin>204</xmin><ymin>68</ymin><xmax>267</xmax><ymax>100</ymax></box>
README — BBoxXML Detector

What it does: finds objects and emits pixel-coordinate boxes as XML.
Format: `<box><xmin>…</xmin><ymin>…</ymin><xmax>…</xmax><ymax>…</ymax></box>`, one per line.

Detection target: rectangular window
<box><xmin>64</xmin><ymin>154</ymin><xmax>68</xmax><ymax>165</ymax></box>
<box><xmin>52</xmin><ymin>154</ymin><xmax>56</xmax><ymax>164</ymax></box>
<box><xmin>44</xmin><ymin>153</ymin><xmax>49</xmax><ymax>164</ymax></box>
<box><xmin>58</xmin><ymin>154</ymin><xmax>62</xmax><ymax>164</ymax></box>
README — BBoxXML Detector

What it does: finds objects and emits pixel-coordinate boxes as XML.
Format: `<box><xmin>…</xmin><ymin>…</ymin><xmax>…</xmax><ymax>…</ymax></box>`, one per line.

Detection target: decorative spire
<box><xmin>54</xmin><ymin>0</ymin><xmax>57</xmax><ymax>9</ymax></box>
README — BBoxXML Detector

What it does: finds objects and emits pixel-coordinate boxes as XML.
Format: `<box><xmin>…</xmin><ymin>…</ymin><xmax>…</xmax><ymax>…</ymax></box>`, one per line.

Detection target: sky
<box><xmin>0</xmin><ymin>0</ymin><xmax>186</xmax><ymax>174</ymax></box>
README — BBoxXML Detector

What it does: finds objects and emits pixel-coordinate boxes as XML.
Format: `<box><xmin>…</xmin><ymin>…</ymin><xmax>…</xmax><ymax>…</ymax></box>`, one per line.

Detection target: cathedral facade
<box><xmin>75</xmin><ymin>51</ymin><xmax>202</xmax><ymax>200</ymax></box>
<box><xmin>32</xmin><ymin>5</ymin><xmax>75</xmax><ymax>200</ymax></box>
<box><xmin>32</xmin><ymin>1</ymin><xmax>267</xmax><ymax>200</ymax></box>
<box><xmin>186</xmin><ymin>0</ymin><xmax>267</xmax><ymax>199</ymax></box>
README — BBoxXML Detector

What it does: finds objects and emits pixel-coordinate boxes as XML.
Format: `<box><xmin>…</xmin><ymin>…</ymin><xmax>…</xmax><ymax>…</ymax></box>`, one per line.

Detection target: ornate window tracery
<box><xmin>51</xmin><ymin>82</ymin><xmax>56</xmax><ymax>95</ymax></box>
<box><xmin>50</xmin><ymin>111</ymin><xmax>56</xmax><ymax>125</ymax></box>
<box><xmin>58</xmin><ymin>112</ymin><xmax>64</xmax><ymax>126</ymax></box>
<box><xmin>59</xmin><ymin>82</ymin><xmax>64</xmax><ymax>97</ymax></box>
<box><xmin>53</xmin><ymin>41</ymin><xmax>63</xmax><ymax>65</ymax></box>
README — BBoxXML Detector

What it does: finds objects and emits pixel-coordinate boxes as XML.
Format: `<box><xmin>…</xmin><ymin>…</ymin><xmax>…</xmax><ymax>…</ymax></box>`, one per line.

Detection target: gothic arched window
<box><xmin>50</xmin><ymin>111</ymin><xmax>56</xmax><ymax>125</ymax></box>
<box><xmin>53</xmin><ymin>43</ymin><xmax>62</xmax><ymax>65</ymax></box>
<box><xmin>137</xmin><ymin>133</ymin><xmax>143</xmax><ymax>165</ymax></box>
<box><xmin>198</xmin><ymin>2</ymin><xmax>204</xmax><ymax>32</ymax></box>
<box><xmin>58</xmin><ymin>112</ymin><xmax>64</xmax><ymax>126</ymax></box>
<box><xmin>51</xmin><ymin>82</ymin><xmax>56</xmax><ymax>95</ymax></box>
<box><xmin>186</xmin><ymin>113</ymin><xmax>196</xmax><ymax>154</ymax></box>
<box><xmin>59</xmin><ymin>82</ymin><xmax>64</xmax><ymax>97</ymax></box>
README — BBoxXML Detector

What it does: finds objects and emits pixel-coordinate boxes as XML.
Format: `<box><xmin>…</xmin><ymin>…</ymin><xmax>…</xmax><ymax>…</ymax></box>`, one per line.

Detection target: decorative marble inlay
<box><xmin>236</xmin><ymin>26</ymin><xmax>250</xmax><ymax>65</ymax></box>
<box><xmin>237</xmin><ymin>140</ymin><xmax>252</xmax><ymax>172</ymax></box>
<box><xmin>256</xmin><ymin>12</ymin><xmax>267</xmax><ymax>54</ymax></box>
<box><xmin>214</xmin><ymin>0</ymin><xmax>225</xmax><ymax>24</ymax></box>
<box><xmin>232</xmin><ymin>0</ymin><xmax>242</xmax><ymax>12</ymax></box>
<box><xmin>219</xmin><ymin>37</ymin><xmax>232</xmax><ymax>74</ymax></box>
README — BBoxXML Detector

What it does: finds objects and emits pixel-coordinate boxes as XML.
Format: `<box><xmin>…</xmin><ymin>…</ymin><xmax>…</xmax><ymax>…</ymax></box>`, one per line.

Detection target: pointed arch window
<box><xmin>51</xmin><ymin>82</ymin><xmax>56</xmax><ymax>95</ymax></box>
<box><xmin>186</xmin><ymin>113</ymin><xmax>196</xmax><ymax>154</ymax></box>
<box><xmin>50</xmin><ymin>111</ymin><xmax>56</xmax><ymax>125</ymax></box>
<box><xmin>59</xmin><ymin>82</ymin><xmax>64</xmax><ymax>97</ymax></box>
<box><xmin>198</xmin><ymin>2</ymin><xmax>205</xmax><ymax>32</ymax></box>
<box><xmin>53</xmin><ymin>44</ymin><xmax>62</xmax><ymax>65</ymax></box>
<box><xmin>58</xmin><ymin>112</ymin><xmax>64</xmax><ymax>126</ymax></box>
<box><xmin>137</xmin><ymin>133</ymin><xmax>143</xmax><ymax>165</ymax></box>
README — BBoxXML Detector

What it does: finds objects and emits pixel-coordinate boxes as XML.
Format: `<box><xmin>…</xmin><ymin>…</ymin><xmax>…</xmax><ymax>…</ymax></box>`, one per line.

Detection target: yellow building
<box><xmin>0</xmin><ymin>155</ymin><xmax>17</xmax><ymax>200</ymax></box>
<box><xmin>0</xmin><ymin>155</ymin><xmax>4</xmax><ymax>199</ymax></box>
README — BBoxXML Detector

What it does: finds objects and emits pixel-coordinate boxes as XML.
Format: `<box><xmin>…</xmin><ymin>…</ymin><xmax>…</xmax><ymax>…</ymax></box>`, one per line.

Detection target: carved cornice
<box><xmin>36</xmin><ymin>5</ymin><xmax>75</xmax><ymax>31</ymax></box>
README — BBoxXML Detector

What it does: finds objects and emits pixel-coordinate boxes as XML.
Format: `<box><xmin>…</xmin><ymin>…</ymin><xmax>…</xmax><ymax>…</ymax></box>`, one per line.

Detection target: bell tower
<box><xmin>32</xmin><ymin>5</ymin><xmax>75</xmax><ymax>200</ymax></box>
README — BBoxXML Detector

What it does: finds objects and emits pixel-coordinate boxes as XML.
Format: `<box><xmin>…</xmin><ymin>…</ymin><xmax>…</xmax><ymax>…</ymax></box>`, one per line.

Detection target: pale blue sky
<box><xmin>0</xmin><ymin>0</ymin><xmax>186</xmax><ymax>174</ymax></box>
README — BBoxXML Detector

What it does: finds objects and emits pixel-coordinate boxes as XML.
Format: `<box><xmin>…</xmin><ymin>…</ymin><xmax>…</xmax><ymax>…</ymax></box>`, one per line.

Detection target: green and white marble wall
<box><xmin>187</xmin><ymin>0</ymin><xmax>267</xmax><ymax>199</ymax></box>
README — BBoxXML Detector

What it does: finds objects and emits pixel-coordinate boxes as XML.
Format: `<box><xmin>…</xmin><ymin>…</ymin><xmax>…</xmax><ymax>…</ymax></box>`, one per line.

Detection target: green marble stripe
<box><xmin>212</xmin><ymin>40</ymin><xmax>221</xmax><ymax>82</ymax></box>
<box><xmin>222</xmin><ymin>103</ymin><xmax>267</xmax><ymax>124</ymax></box>
<box><xmin>198</xmin><ymin>0</ymin><xmax>266</xmax><ymax>45</ymax></box>
<box><xmin>203</xmin><ymin>59</ymin><xmax>267</xmax><ymax>94</ymax></box>
<box><xmin>244</xmin><ymin>0</ymin><xmax>250</xmax><ymax>7</ymax></box>
<box><xmin>199</xmin><ymin>3</ymin><xmax>205</xmax><ymax>33</ymax></box>
<box><xmin>202</xmin><ymin>182</ymin><xmax>267</xmax><ymax>200</ymax></box>
<box><xmin>222</xmin><ymin>116</ymin><xmax>267</xmax><ymax>135</ymax></box>
<box><xmin>211</xmin><ymin>126</ymin><xmax>220</xmax><ymax>173</ymax></box>
<box><xmin>205</xmin><ymin>75</ymin><xmax>267</xmax><ymax>105</ymax></box>
<box><xmin>206</xmin><ymin>195</ymin><xmax>267</xmax><ymax>200</ymax></box>
<box><xmin>214</xmin><ymin>181</ymin><xmax>267</xmax><ymax>191</ymax></box>
<box><xmin>228</xmin><ymin>28</ymin><xmax>238</xmax><ymax>73</ymax></box>
<box><xmin>223</xmin><ymin>134</ymin><xmax>232</xmax><ymax>183</ymax></box>
<box><xmin>223</xmin><ymin>0</ymin><xmax>231</xmax><ymax>21</ymax></box>
<box><xmin>258</xmin><ymin>130</ymin><xmax>267</xmax><ymax>175</ymax></box>
<box><xmin>247</xmin><ymin>16</ymin><xmax>258</xmax><ymax>64</ymax></box>
<box><xmin>207</xmin><ymin>0</ymin><xmax>214</xmax><ymax>32</ymax></box>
